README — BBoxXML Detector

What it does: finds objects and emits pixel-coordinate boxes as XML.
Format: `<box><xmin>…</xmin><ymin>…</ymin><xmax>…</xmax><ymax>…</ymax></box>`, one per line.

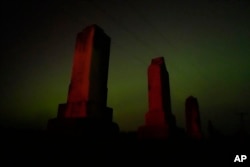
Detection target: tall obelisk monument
<box><xmin>48</xmin><ymin>25</ymin><xmax>118</xmax><ymax>134</ymax></box>
<box><xmin>185</xmin><ymin>96</ymin><xmax>202</xmax><ymax>139</ymax></box>
<box><xmin>138</xmin><ymin>57</ymin><xmax>176</xmax><ymax>139</ymax></box>
<box><xmin>57</xmin><ymin>24</ymin><xmax>112</xmax><ymax>120</ymax></box>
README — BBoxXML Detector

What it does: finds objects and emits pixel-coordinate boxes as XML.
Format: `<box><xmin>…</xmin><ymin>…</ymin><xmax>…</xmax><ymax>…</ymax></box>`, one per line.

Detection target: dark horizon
<box><xmin>1</xmin><ymin>109</ymin><xmax>248</xmax><ymax>139</ymax></box>
<box><xmin>1</xmin><ymin>0</ymin><xmax>250</xmax><ymax>136</ymax></box>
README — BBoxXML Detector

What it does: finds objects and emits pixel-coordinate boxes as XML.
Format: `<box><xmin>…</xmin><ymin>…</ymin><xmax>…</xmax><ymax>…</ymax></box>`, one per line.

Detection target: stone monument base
<box><xmin>47</xmin><ymin>118</ymin><xmax>119</xmax><ymax>138</ymax></box>
<box><xmin>137</xmin><ymin>125</ymin><xmax>169</xmax><ymax>140</ymax></box>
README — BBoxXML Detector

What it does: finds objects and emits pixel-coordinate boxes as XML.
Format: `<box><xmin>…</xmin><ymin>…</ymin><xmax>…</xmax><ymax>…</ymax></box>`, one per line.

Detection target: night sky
<box><xmin>1</xmin><ymin>0</ymin><xmax>249</xmax><ymax>135</ymax></box>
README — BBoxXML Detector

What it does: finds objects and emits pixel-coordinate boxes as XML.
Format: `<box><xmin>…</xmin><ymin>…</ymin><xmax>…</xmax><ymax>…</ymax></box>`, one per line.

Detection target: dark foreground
<box><xmin>1</xmin><ymin>129</ymin><xmax>249</xmax><ymax>166</ymax></box>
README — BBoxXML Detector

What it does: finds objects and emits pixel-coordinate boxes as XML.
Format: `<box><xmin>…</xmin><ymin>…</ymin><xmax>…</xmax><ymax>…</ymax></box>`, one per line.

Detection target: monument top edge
<box><xmin>83</xmin><ymin>24</ymin><xmax>104</xmax><ymax>32</ymax></box>
<box><xmin>187</xmin><ymin>96</ymin><xmax>197</xmax><ymax>100</ymax></box>
<box><xmin>151</xmin><ymin>57</ymin><xmax>165</xmax><ymax>65</ymax></box>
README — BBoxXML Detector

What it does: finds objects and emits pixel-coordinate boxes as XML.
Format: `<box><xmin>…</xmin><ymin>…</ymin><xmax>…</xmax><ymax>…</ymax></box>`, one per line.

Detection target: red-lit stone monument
<box><xmin>138</xmin><ymin>57</ymin><xmax>176</xmax><ymax>139</ymax></box>
<box><xmin>47</xmin><ymin>25</ymin><xmax>119</xmax><ymax>135</ymax></box>
<box><xmin>185</xmin><ymin>96</ymin><xmax>202</xmax><ymax>139</ymax></box>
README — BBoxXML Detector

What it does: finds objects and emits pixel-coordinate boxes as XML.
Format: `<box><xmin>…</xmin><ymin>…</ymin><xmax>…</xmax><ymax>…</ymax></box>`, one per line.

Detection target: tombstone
<box><xmin>185</xmin><ymin>96</ymin><xmax>202</xmax><ymax>139</ymax></box>
<box><xmin>47</xmin><ymin>25</ymin><xmax>119</xmax><ymax>137</ymax></box>
<box><xmin>138</xmin><ymin>57</ymin><xmax>176</xmax><ymax>139</ymax></box>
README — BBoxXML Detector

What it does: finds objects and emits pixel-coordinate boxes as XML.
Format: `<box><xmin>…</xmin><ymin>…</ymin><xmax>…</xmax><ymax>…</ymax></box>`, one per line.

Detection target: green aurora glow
<box><xmin>1</xmin><ymin>0</ymin><xmax>249</xmax><ymax>135</ymax></box>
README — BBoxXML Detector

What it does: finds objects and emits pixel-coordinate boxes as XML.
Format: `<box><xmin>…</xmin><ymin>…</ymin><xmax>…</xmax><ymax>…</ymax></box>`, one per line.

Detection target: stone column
<box><xmin>138</xmin><ymin>57</ymin><xmax>175</xmax><ymax>139</ymax></box>
<box><xmin>185</xmin><ymin>96</ymin><xmax>202</xmax><ymax>139</ymax></box>
<box><xmin>57</xmin><ymin>24</ymin><xmax>112</xmax><ymax>120</ymax></box>
<box><xmin>47</xmin><ymin>25</ymin><xmax>119</xmax><ymax>136</ymax></box>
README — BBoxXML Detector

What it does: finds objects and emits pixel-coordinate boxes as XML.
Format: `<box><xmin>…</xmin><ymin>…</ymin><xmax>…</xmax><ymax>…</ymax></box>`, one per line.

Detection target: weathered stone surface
<box><xmin>47</xmin><ymin>25</ymin><xmax>118</xmax><ymax>135</ymax></box>
<box><xmin>57</xmin><ymin>24</ymin><xmax>112</xmax><ymax>120</ymax></box>
<box><xmin>138</xmin><ymin>57</ymin><xmax>175</xmax><ymax>139</ymax></box>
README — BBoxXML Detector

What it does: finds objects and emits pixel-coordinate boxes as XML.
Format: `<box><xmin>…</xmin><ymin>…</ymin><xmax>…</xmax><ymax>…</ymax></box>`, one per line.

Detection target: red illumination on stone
<box><xmin>185</xmin><ymin>96</ymin><xmax>202</xmax><ymax>139</ymax></box>
<box><xmin>47</xmin><ymin>25</ymin><xmax>118</xmax><ymax>135</ymax></box>
<box><xmin>56</xmin><ymin>24</ymin><xmax>112</xmax><ymax>120</ymax></box>
<box><xmin>138</xmin><ymin>57</ymin><xmax>175</xmax><ymax>139</ymax></box>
